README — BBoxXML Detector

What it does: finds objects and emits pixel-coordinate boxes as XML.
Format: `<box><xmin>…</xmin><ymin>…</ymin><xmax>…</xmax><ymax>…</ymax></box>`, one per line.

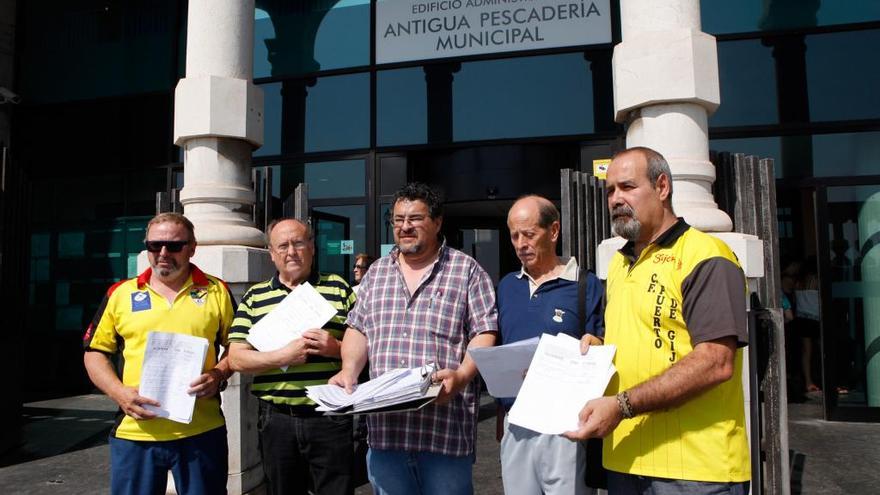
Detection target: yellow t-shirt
<box><xmin>83</xmin><ymin>266</ymin><xmax>233</xmax><ymax>441</ymax></box>
<box><xmin>604</xmin><ymin>221</ymin><xmax>751</xmax><ymax>482</ymax></box>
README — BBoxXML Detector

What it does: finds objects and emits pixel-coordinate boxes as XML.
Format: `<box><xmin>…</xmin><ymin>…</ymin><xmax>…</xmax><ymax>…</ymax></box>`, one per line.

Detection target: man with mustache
<box><xmin>497</xmin><ymin>195</ymin><xmax>604</xmax><ymax>494</ymax></box>
<box><xmin>564</xmin><ymin>147</ymin><xmax>751</xmax><ymax>494</ymax></box>
<box><xmin>330</xmin><ymin>182</ymin><xmax>498</xmax><ymax>494</ymax></box>
<box><xmin>83</xmin><ymin>212</ymin><xmax>234</xmax><ymax>494</ymax></box>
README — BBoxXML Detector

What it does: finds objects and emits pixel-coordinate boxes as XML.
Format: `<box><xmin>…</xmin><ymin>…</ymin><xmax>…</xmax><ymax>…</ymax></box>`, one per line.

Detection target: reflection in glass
<box><xmin>807</xmin><ymin>29</ymin><xmax>880</xmax><ymax>122</ymax></box>
<box><xmin>813</xmin><ymin>132</ymin><xmax>880</xmax><ymax>177</ymax></box>
<box><xmin>453</xmin><ymin>53</ymin><xmax>594</xmax><ymax>141</ymax></box>
<box><xmin>710</xmin><ymin>137</ymin><xmax>783</xmax><ymax>178</ymax></box>
<box><xmin>377</xmin><ymin>68</ymin><xmax>428</xmax><ymax>146</ymax></box>
<box><xmin>254</xmin><ymin>0</ymin><xmax>370</xmax><ymax>79</ymax></box>
<box><xmin>268</xmin><ymin>160</ymin><xmax>366</xmax><ymax>200</ymax></box>
<box><xmin>711</xmin><ymin>40</ymin><xmax>777</xmax><ymax>127</ymax></box>
<box><xmin>701</xmin><ymin>0</ymin><xmax>880</xmax><ymax>34</ymax></box>
<box><xmin>257</xmin><ymin>74</ymin><xmax>370</xmax><ymax>156</ymax></box>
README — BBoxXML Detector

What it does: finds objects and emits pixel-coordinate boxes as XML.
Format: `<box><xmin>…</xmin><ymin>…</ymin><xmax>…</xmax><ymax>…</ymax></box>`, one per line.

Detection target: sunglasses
<box><xmin>144</xmin><ymin>240</ymin><xmax>189</xmax><ymax>253</ymax></box>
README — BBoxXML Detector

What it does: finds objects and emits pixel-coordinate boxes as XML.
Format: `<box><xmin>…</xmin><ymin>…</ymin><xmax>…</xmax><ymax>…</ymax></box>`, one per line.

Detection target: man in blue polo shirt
<box><xmin>497</xmin><ymin>195</ymin><xmax>604</xmax><ymax>495</ymax></box>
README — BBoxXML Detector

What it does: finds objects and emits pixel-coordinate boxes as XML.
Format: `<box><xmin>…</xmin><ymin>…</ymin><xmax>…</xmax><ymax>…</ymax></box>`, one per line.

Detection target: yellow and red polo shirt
<box><xmin>603</xmin><ymin>219</ymin><xmax>750</xmax><ymax>482</ymax></box>
<box><xmin>83</xmin><ymin>265</ymin><xmax>234</xmax><ymax>442</ymax></box>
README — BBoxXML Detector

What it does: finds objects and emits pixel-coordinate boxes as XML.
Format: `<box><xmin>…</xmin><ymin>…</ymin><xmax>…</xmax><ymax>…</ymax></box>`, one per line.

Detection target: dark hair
<box><xmin>354</xmin><ymin>253</ymin><xmax>376</xmax><ymax>266</ymax></box>
<box><xmin>392</xmin><ymin>182</ymin><xmax>444</xmax><ymax>219</ymax></box>
<box><xmin>264</xmin><ymin>218</ymin><xmax>313</xmax><ymax>246</ymax></box>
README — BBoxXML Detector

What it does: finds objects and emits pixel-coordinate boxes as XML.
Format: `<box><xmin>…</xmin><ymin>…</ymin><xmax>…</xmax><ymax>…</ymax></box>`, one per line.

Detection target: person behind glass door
<box><xmin>352</xmin><ymin>253</ymin><xmax>375</xmax><ymax>295</ymax></box>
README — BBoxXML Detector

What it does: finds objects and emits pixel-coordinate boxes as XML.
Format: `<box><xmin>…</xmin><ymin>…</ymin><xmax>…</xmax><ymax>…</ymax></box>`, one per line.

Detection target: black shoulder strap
<box><xmin>578</xmin><ymin>268</ymin><xmax>587</xmax><ymax>334</ymax></box>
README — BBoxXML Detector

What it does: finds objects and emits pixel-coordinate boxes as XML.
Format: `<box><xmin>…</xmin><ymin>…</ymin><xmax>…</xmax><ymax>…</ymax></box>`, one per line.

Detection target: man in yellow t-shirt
<box><xmin>83</xmin><ymin>213</ymin><xmax>234</xmax><ymax>494</ymax></box>
<box><xmin>565</xmin><ymin>147</ymin><xmax>750</xmax><ymax>495</ymax></box>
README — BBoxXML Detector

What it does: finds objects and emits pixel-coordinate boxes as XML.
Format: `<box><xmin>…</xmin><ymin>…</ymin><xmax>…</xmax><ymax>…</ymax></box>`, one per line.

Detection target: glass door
<box><xmin>817</xmin><ymin>183</ymin><xmax>880</xmax><ymax>421</ymax></box>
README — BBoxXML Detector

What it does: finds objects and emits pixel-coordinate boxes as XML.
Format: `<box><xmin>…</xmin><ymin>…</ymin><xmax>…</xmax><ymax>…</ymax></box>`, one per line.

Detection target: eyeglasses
<box><xmin>390</xmin><ymin>215</ymin><xmax>428</xmax><ymax>228</ymax></box>
<box><xmin>272</xmin><ymin>241</ymin><xmax>310</xmax><ymax>253</ymax></box>
<box><xmin>353</xmin><ymin>264</ymin><xmax>367</xmax><ymax>270</ymax></box>
<box><xmin>144</xmin><ymin>240</ymin><xmax>189</xmax><ymax>253</ymax></box>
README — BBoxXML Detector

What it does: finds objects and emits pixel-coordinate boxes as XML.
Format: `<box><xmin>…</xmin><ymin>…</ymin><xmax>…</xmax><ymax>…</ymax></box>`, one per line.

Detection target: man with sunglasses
<box><xmin>83</xmin><ymin>212</ymin><xmax>235</xmax><ymax>494</ymax></box>
<box><xmin>330</xmin><ymin>182</ymin><xmax>498</xmax><ymax>495</ymax></box>
<box><xmin>228</xmin><ymin>218</ymin><xmax>357</xmax><ymax>495</ymax></box>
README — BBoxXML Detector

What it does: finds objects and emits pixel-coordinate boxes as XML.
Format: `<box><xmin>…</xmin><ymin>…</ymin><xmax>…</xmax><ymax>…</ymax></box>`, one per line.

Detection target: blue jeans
<box><xmin>109</xmin><ymin>426</ymin><xmax>228</xmax><ymax>495</ymax></box>
<box><xmin>608</xmin><ymin>472</ymin><xmax>750</xmax><ymax>495</ymax></box>
<box><xmin>366</xmin><ymin>448</ymin><xmax>474</xmax><ymax>495</ymax></box>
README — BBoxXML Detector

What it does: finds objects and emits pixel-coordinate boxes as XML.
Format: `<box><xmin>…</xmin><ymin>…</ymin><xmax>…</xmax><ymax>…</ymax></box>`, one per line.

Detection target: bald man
<box><xmin>496</xmin><ymin>195</ymin><xmax>604</xmax><ymax>494</ymax></box>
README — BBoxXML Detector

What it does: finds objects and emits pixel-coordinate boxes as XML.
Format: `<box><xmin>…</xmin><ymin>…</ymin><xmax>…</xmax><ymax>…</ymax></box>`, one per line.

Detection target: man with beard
<box><xmin>564</xmin><ymin>147</ymin><xmax>751</xmax><ymax>494</ymax></box>
<box><xmin>330</xmin><ymin>182</ymin><xmax>498</xmax><ymax>494</ymax></box>
<box><xmin>227</xmin><ymin>218</ymin><xmax>357</xmax><ymax>495</ymax></box>
<box><xmin>497</xmin><ymin>195</ymin><xmax>603</xmax><ymax>494</ymax></box>
<box><xmin>83</xmin><ymin>212</ymin><xmax>234</xmax><ymax>494</ymax></box>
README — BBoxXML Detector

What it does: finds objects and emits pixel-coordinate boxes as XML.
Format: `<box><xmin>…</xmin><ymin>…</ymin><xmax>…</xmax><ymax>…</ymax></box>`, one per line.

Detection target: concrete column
<box><xmin>859</xmin><ymin>194</ymin><xmax>880</xmax><ymax>407</ymax></box>
<box><xmin>612</xmin><ymin>0</ymin><xmax>730</xmax><ymax>232</ymax></box>
<box><xmin>162</xmin><ymin>1</ymin><xmax>274</xmax><ymax>493</ymax></box>
<box><xmin>175</xmin><ymin>0</ymin><xmax>265</xmax><ymax>247</ymax></box>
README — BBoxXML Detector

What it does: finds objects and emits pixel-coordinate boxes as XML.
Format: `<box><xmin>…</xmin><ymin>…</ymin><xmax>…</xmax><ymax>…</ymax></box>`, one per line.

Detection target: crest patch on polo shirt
<box><xmin>131</xmin><ymin>291</ymin><xmax>151</xmax><ymax>312</ymax></box>
<box><xmin>552</xmin><ymin>308</ymin><xmax>565</xmax><ymax>323</ymax></box>
<box><xmin>190</xmin><ymin>288</ymin><xmax>208</xmax><ymax>306</ymax></box>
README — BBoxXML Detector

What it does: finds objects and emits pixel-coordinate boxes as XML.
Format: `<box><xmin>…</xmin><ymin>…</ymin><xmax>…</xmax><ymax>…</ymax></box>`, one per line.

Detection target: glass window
<box><xmin>813</xmin><ymin>132</ymin><xmax>880</xmax><ymax>177</ymax></box>
<box><xmin>453</xmin><ymin>53</ymin><xmax>595</xmax><ymax>141</ymax></box>
<box><xmin>701</xmin><ymin>0</ymin><xmax>880</xmax><ymax>35</ymax></box>
<box><xmin>377</xmin><ymin>68</ymin><xmax>428</xmax><ymax>146</ymax></box>
<box><xmin>20</xmin><ymin>0</ymin><xmax>180</xmax><ymax>103</ymax></box>
<box><xmin>257</xmin><ymin>73</ymin><xmax>370</xmax><ymax>156</ymax></box>
<box><xmin>254</xmin><ymin>0</ymin><xmax>370</xmax><ymax>79</ymax></box>
<box><xmin>806</xmin><ymin>29</ymin><xmax>880</xmax><ymax>122</ymax></box>
<box><xmin>710</xmin><ymin>137</ymin><xmax>783</xmax><ymax>178</ymax></box>
<box><xmin>711</xmin><ymin>40</ymin><xmax>777</xmax><ymax>127</ymax></box>
<box><xmin>269</xmin><ymin>160</ymin><xmax>366</xmax><ymax>200</ymax></box>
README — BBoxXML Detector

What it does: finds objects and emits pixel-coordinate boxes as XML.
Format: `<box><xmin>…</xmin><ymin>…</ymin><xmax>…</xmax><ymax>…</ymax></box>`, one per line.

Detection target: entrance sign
<box><xmin>376</xmin><ymin>0</ymin><xmax>612</xmax><ymax>64</ymax></box>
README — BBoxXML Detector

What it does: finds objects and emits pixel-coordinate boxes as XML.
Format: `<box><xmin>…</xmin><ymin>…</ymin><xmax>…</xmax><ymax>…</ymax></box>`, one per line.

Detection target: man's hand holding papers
<box><xmin>507</xmin><ymin>333</ymin><xmax>616</xmax><ymax>435</ymax></box>
<box><xmin>308</xmin><ymin>365</ymin><xmax>438</xmax><ymax>414</ymax></box>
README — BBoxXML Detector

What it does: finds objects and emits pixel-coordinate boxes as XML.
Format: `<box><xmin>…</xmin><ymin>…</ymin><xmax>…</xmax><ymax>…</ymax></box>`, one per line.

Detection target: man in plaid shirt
<box><xmin>330</xmin><ymin>182</ymin><xmax>498</xmax><ymax>494</ymax></box>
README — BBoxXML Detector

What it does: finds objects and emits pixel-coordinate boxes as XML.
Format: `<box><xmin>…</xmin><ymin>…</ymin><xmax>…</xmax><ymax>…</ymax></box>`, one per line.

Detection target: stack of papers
<box><xmin>508</xmin><ymin>333</ymin><xmax>616</xmax><ymax>435</ymax></box>
<box><xmin>245</xmin><ymin>282</ymin><xmax>338</xmax><ymax>370</ymax></box>
<box><xmin>468</xmin><ymin>337</ymin><xmax>540</xmax><ymax>398</ymax></box>
<box><xmin>306</xmin><ymin>365</ymin><xmax>437</xmax><ymax>414</ymax></box>
<box><xmin>139</xmin><ymin>331</ymin><xmax>209</xmax><ymax>424</ymax></box>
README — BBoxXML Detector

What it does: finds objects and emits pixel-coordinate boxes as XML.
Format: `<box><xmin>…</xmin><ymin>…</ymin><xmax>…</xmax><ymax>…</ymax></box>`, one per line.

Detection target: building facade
<box><xmin>4</xmin><ymin>0</ymin><xmax>880</xmax><ymax>450</ymax></box>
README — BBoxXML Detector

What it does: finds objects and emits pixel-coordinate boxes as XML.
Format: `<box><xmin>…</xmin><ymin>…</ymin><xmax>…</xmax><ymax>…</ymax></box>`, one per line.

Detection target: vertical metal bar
<box><xmin>584</xmin><ymin>175</ymin><xmax>596</xmax><ymax>272</ymax></box>
<box><xmin>560</xmin><ymin>169</ymin><xmax>574</xmax><ymax>259</ymax></box>
<box><xmin>263</xmin><ymin>166</ymin><xmax>273</xmax><ymax>231</ymax></box>
<box><xmin>294</xmin><ymin>182</ymin><xmax>309</xmax><ymax>224</ymax></box>
<box><xmin>575</xmin><ymin>172</ymin><xmax>587</xmax><ymax>268</ymax></box>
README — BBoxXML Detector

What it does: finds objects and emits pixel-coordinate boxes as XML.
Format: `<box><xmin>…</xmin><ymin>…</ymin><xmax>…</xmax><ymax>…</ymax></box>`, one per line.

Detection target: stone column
<box><xmin>139</xmin><ymin>1</ymin><xmax>275</xmax><ymax>493</ymax></box>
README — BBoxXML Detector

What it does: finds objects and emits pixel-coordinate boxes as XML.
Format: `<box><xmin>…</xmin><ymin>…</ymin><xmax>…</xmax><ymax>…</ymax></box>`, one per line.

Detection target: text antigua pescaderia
<box><xmin>383</xmin><ymin>0</ymin><xmax>603</xmax><ymax>52</ymax></box>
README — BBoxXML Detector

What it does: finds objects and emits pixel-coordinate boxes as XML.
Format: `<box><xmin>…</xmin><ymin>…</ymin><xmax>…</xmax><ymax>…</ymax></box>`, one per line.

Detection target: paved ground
<box><xmin>1</xmin><ymin>394</ymin><xmax>877</xmax><ymax>494</ymax></box>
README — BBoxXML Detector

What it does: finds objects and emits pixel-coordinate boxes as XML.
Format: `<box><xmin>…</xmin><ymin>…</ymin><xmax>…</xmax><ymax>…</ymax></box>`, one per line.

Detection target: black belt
<box><xmin>260</xmin><ymin>400</ymin><xmax>323</xmax><ymax>417</ymax></box>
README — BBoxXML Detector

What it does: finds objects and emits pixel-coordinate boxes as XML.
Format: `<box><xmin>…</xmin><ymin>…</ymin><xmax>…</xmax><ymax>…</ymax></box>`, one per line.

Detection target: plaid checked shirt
<box><xmin>346</xmin><ymin>243</ymin><xmax>498</xmax><ymax>456</ymax></box>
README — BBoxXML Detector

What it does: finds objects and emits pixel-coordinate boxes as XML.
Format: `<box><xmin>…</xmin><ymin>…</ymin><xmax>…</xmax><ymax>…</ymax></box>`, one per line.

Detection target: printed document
<box><xmin>468</xmin><ymin>337</ymin><xmax>539</xmax><ymax>398</ymax></box>
<box><xmin>246</xmin><ymin>282</ymin><xmax>338</xmax><ymax>370</ymax></box>
<box><xmin>508</xmin><ymin>333</ymin><xmax>616</xmax><ymax>435</ymax></box>
<box><xmin>307</xmin><ymin>364</ymin><xmax>437</xmax><ymax>414</ymax></box>
<box><xmin>139</xmin><ymin>331</ymin><xmax>209</xmax><ymax>424</ymax></box>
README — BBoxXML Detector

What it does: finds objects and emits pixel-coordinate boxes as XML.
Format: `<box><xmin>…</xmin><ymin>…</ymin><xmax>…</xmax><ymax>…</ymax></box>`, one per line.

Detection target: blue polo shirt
<box><xmin>496</xmin><ymin>258</ymin><xmax>604</xmax><ymax>408</ymax></box>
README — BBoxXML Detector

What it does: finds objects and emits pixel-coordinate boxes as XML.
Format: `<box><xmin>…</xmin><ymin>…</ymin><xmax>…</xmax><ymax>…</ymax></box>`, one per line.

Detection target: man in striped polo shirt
<box><xmin>228</xmin><ymin>218</ymin><xmax>357</xmax><ymax>495</ymax></box>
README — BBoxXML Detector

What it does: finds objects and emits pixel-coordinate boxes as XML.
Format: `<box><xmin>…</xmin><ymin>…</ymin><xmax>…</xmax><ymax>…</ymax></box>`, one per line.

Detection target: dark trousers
<box><xmin>258</xmin><ymin>401</ymin><xmax>354</xmax><ymax>495</ymax></box>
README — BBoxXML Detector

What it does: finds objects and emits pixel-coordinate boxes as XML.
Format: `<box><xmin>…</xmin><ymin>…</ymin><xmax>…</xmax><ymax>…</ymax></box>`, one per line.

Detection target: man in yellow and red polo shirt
<box><xmin>83</xmin><ymin>212</ymin><xmax>234</xmax><ymax>494</ymax></box>
<box><xmin>565</xmin><ymin>147</ymin><xmax>750</xmax><ymax>495</ymax></box>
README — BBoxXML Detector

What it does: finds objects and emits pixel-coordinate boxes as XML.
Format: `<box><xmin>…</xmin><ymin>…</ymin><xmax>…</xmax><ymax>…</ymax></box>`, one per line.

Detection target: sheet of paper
<box><xmin>139</xmin><ymin>331</ymin><xmax>209</xmax><ymax>424</ymax></box>
<box><xmin>468</xmin><ymin>337</ymin><xmax>539</xmax><ymax>398</ymax></box>
<box><xmin>246</xmin><ymin>282</ymin><xmax>338</xmax><ymax>370</ymax></box>
<box><xmin>508</xmin><ymin>333</ymin><xmax>616</xmax><ymax>435</ymax></box>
